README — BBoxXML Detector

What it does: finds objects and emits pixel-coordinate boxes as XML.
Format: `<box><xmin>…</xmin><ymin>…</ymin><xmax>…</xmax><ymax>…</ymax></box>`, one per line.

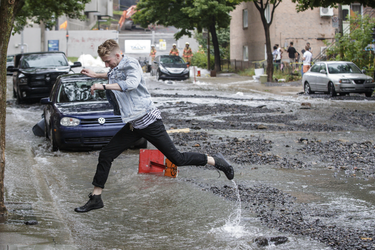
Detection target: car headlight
<box><xmin>18</xmin><ymin>73</ymin><xmax>28</xmax><ymax>85</ymax></box>
<box><xmin>339</xmin><ymin>79</ymin><xmax>352</xmax><ymax>83</ymax></box>
<box><xmin>60</xmin><ymin>117</ymin><xmax>80</xmax><ymax>126</ymax></box>
<box><xmin>183</xmin><ymin>68</ymin><xmax>189</xmax><ymax>74</ymax></box>
<box><xmin>159</xmin><ymin>65</ymin><xmax>168</xmax><ymax>73</ymax></box>
<box><xmin>366</xmin><ymin>79</ymin><xmax>374</xmax><ymax>83</ymax></box>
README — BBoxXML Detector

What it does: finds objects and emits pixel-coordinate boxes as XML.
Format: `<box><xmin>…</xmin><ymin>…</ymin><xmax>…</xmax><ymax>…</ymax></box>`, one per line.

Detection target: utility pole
<box><xmin>338</xmin><ymin>4</ymin><xmax>344</xmax><ymax>58</ymax></box>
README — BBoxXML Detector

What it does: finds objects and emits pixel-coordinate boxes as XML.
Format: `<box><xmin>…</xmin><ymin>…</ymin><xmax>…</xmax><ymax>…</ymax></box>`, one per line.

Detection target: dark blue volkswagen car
<box><xmin>40</xmin><ymin>74</ymin><xmax>146</xmax><ymax>151</ymax></box>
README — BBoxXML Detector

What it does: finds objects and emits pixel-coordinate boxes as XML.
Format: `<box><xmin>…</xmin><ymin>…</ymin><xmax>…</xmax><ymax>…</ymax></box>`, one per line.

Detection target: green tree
<box><xmin>0</xmin><ymin>0</ymin><xmax>89</xmax><ymax>217</ymax></box>
<box><xmin>243</xmin><ymin>0</ymin><xmax>282</xmax><ymax>82</ymax></box>
<box><xmin>325</xmin><ymin>14</ymin><xmax>375</xmax><ymax>72</ymax></box>
<box><xmin>132</xmin><ymin>0</ymin><xmax>239</xmax><ymax>72</ymax></box>
<box><xmin>292</xmin><ymin>0</ymin><xmax>375</xmax><ymax>11</ymax></box>
<box><xmin>194</xmin><ymin>26</ymin><xmax>230</xmax><ymax>60</ymax></box>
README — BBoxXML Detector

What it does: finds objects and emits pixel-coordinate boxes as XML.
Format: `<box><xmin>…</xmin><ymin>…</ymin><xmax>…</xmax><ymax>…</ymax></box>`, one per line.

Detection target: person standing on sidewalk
<box><xmin>169</xmin><ymin>43</ymin><xmax>179</xmax><ymax>56</ymax></box>
<box><xmin>182</xmin><ymin>42</ymin><xmax>193</xmax><ymax>66</ymax></box>
<box><xmin>75</xmin><ymin>39</ymin><xmax>234</xmax><ymax>213</ymax></box>
<box><xmin>149</xmin><ymin>44</ymin><xmax>156</xmax><ymax>63</ymax></box>
<box><xmin>302</xmin><ymin>45</ymin><xmax>313</xmax><ymax>74</ymax></box>
<box><xmin>287</xmin><ymin>42</ymin><xmax>297</xmax><ymax>71</ymax></box>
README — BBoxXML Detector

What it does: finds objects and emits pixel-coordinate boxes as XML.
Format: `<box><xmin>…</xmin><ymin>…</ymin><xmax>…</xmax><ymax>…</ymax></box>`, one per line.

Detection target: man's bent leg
<box><xmin>138</xmin><ymin>120</ymin><xmax>207</xmax><ymax>166</ymax></box>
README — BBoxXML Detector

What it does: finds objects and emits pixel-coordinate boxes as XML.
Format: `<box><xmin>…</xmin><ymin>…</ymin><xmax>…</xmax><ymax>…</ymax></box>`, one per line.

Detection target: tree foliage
<box><xmin>194</xmin><ymin>26</ymin><xmax>230</xmax><ymax>60</ymax></box>
<box><xmin>132</xmin><ymin>0</ymin><xmax>240</xmax><ymax>72</ymax></box>
<box><xmin>325</xmin><ymin>14</ymin><xmax>375</xmax><ymax>73</ymax></box>
<box><xmin>13</xmin><ymin>0</ymin><xmax>90</xmax><ymax>32</ymax></box>
<box><xmin>292</xmin><ymin>0</ymin><xmax>375</xmax><ymax>12</ymax></box>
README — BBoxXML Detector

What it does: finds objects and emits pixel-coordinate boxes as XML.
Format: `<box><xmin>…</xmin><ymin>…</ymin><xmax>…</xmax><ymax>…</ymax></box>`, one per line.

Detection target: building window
<box><xmin>351</xmin><ymin>3</ymin><xmax>362</xmax><ymax>16</ymax></box>
<box><xmin>243</xmin><ymin>46</ymin><xmax>249</xmax><ymax>61</ymax></box>
<box><xmin>243</xmin><ymin>9</ymin><xmax>248</xmax><ymax>28</ymax></box>
<box><xmin>264</xmin><ymin>4</ymin><xmax>271</xmax><ymax>23</ymax></box>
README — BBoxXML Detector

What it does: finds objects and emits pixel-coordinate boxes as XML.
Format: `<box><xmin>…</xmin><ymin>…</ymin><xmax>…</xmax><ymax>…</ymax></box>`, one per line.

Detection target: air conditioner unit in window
<box><xmin>320</xmin><ymin>7</ymin><xmax>334</xmax><ymax>17</ymax></box>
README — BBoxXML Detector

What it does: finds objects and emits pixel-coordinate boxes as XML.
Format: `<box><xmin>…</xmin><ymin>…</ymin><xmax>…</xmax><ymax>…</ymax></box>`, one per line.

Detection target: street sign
<box><xmin>159</xmin><ymin>41</ymin><xmax>166</xmax><ymax>50</ymax></box>
<box><xmin>124</xmin><ymin>40</ymin><xmax>151</xmax><ymax>53</ymax></box>
<box><xmin>48</xmin><ymin>40</ymin><xmax>59</xmax><ymax>51</ymax></box>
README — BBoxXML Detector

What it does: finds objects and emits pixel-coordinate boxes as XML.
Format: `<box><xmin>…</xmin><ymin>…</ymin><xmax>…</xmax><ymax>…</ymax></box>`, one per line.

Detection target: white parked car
<box><xmin>302</xmin><ymin>61</ymin><xmax>375</xmax><ymax>97</ymax></box>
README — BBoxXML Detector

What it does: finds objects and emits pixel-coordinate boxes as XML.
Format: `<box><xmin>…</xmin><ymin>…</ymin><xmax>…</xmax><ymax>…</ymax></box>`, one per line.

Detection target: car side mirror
<box><xmin>154</xmin><ymin>61</ymin><xmax>158</xmax><ymax>64</ymax></box>
<box><xmin>71</xmin><ymin>61</ymin><xmax>82</xmax><ymax>68</ymax></box>
<box><xmin>320</xmin><ymin>69</ymin><xmax>327</xmax><ymax>74</ymax></box>
<box><xmin>361</xmin><ymin>69</ymin><xmax>366</xmax><ymax>74</ymax></box>
<box><xmin>40</xmin><ymin>97</ymin><xmax>52</xmax><ymax>105</ymax></box>
<box><xmin>7</xmin><ymin>66</ymin><xmax>18</xmax><ymax>72</ymax></box>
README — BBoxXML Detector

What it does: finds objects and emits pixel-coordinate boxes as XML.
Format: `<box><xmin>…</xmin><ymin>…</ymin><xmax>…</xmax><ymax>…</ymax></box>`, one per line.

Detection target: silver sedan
<box><xmin>302</xmin><ymin>61</ymin><xmax>375</xmax><ymax>97</ymax></box>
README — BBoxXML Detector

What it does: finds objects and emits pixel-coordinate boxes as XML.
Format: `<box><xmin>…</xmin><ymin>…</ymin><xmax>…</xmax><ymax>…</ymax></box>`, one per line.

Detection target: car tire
<box><xmin>329</xmin><ymin>82</ymin><xmax>337</xmax><ymax>97</ymax></box>
<box><xmin>365</xmin><ymin>92</ymin><xmax>373</xmax><ymax>97</ymax></box>
<box><xmin>16</xmin><ymin>90</ymin><xmax>23</xmax><ymax>104</ymax></box>
<box><xmin>13</xmin><ymin>88</ymin><xmax>16</xmax><ymax>98</ymax></box>
<box><xmin>304</xmin><ymin>82</ymin><xmax>313</xmax><ymax>95</ymax></box>
<box><xmin>49</xmin><ymin>127</ymin><xmax>58</xmax><ymax>151</ymax></box>
<box><xmin>155</xmin><ymin>70</ymin><xmax>160</xmax><ymax>81</ymax></box>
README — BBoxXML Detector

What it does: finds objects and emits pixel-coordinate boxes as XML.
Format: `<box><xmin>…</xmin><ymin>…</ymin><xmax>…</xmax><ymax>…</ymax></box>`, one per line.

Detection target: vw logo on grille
<box><xmin>98</xmin><ymin>117</ymin><xmax>106</xmax><ymax>124</ymax></box>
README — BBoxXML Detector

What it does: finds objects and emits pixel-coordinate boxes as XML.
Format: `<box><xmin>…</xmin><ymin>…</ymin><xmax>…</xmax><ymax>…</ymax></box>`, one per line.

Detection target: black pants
<box><xmin>92</xmin><ymin>119</ymin><xmax>207</xmax><ymax>188</ymax></box>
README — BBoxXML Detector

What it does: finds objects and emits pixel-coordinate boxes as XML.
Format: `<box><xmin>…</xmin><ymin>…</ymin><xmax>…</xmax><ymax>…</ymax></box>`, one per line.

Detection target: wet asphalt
<box><xmin>2</xmin><ymin>73</ymin><xmax>375</xmax><ymax>249</ymax></box>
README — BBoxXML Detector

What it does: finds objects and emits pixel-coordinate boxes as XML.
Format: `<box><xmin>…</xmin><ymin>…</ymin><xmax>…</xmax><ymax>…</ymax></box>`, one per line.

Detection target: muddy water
<box><xmin>3</xmin><ymin>74</ymin><xmax>374</xmax><ymax>249</ymax></box>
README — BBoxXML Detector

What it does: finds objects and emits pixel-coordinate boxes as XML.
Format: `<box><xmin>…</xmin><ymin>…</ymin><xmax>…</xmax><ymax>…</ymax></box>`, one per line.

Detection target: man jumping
<box><xmin>75</xmin><ymin>39</ymin><xmax>234</xmax><ymax>213</ymax></box>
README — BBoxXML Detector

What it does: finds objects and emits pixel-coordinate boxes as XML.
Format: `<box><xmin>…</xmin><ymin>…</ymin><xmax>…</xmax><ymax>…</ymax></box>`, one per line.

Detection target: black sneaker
<box><xmin>74</xmin><ymin>193</ymin><xmax>104</xmax><ymax>213</ymax></box>
<box><xmin>213</xmin><ymin>153</ymin><xmax>234</xmax><ymax>180</ymax></box>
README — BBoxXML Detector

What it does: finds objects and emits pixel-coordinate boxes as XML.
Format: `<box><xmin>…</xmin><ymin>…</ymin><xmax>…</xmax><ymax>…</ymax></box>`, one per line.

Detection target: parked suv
<box><xmin>7</xmin><ymin>52</ymin><xmax>81</xmax><ymax>103</ymax></box>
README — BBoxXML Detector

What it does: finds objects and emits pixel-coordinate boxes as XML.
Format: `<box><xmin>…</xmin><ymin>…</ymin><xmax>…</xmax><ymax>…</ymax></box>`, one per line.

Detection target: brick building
<box><xmin>230</xmin><ymin>0</ymin><xmax>339</xmax><ymax>64</ymax></box>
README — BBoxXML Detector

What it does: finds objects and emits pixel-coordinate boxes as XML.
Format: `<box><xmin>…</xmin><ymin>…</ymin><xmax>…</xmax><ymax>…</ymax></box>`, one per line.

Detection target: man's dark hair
<box><xmin>290</xmin><ymin>42</ymin><xmax>293</xmax><ymax>46</ymax></box>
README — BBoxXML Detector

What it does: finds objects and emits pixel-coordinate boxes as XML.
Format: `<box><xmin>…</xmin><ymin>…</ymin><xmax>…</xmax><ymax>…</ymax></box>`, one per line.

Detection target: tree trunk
<box><xmin>0</xmin><ymin>0</ymin><xmax>25</xmax><ymax>216</ymax></box>
<box><xmin>209</xmin><ymin>23</ymin><xmax>221</xmax><ymax>72</ymax></box>
<box><xmin>263</xmin><ymin>23</ymin><xmax>274</xmax><ymax>82</ymax></box>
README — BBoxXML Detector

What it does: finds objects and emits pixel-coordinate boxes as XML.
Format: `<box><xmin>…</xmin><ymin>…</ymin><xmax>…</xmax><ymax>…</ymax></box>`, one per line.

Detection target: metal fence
<box><xmin>220</xmin><ymin>59</ymin><xmax>267</xmax><ymax>72</ymax></box>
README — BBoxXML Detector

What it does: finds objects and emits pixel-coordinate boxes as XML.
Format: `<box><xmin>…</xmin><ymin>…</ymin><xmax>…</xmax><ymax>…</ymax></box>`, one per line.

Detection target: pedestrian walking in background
<box><xmin>169</xmin><ymin>43</ymin><xmax>179</xmax><ymax>56</ymax></box>
<box><xmin>76</xmin><ymin>39</ymin><xmax>234</xmax><ymax>213</ymax></box>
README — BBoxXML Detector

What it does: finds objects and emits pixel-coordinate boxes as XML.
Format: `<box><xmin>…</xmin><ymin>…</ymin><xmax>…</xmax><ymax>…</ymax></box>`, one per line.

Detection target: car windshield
<box><xmin>57</xmin><ymin>79</ymin><xmax>107</xmax><ymax>103</ymax></box>
<box><xmin>327</xmin><ymin>63</ymin><xmax>362</xmax><ymax>74</ymax></box>
<box><xmin>20</xmin><ymin>53</ymin><xmax>68</xmax><ymax>68</ymax></box>
<box><xmin>160</xmin><ymin>56</ymin><xmax>185</xmax><ymax>64</ymax></box>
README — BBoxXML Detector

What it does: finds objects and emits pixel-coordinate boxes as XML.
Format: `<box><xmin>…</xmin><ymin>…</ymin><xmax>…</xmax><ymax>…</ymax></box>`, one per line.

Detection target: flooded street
<box><xmin>2</xmin><ymin>73</ymin><xmax>375</xmax><ymax>249</ymax></box>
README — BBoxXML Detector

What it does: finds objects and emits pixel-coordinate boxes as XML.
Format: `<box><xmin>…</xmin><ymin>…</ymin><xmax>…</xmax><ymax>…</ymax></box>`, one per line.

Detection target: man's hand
<box><xmin>81</xmin><ymin>68</ymin><xmax>96</xmax><ymax>78</ymax></box>
<box><xmin>90</xmin><ymin>83</ymin><xmax>104</xmax><ymax>95</ymax></box>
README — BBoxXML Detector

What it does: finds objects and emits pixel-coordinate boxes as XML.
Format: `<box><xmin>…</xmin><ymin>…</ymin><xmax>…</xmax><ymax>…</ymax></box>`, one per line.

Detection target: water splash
<box><xmin>209</xmin><ymin>180</ymin><xmax>246</xmax><ymax>238</ymax></box>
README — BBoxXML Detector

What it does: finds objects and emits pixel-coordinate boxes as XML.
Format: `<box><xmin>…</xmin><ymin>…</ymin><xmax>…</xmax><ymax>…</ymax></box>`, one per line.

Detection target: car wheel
<box><xmin>155</xmin><ymin>70</ymin><xmax>160</xmax><ymax>81</ymax></box>
<box><xmin>49</xmin><ymin>127</ymin><xmax>58</xmax><ymax>151</ymax></box>
<box><xmin>13</xmin><ymin>88</ymin><xmax>16</xmax><ymax>98</ymax></box>
<box><xmin>365</xmin><ymin>92</ymin><xmax>373</xmax><ymax>97</ymax></box>
<box><xmin>16</xmin><ymin>90</ymin><xmax>23</xmax><ymax>104</ymax></box>
<box><xmin>329</xmin><ymin>82</ymin><xmax>337</xmax><ymax>97</ymax></box>
<box><xmin>304</xmin><ymin>82</ymin><xmax>313</xmax><ymax>95</ymax></box>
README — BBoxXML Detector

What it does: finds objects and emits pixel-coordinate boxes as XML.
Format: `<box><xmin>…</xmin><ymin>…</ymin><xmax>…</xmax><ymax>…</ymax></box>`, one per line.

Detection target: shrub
<box><xmin>191</xmin><ymin>52</ymin><xmax>215</xmax><ymax>70</ymax></box>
